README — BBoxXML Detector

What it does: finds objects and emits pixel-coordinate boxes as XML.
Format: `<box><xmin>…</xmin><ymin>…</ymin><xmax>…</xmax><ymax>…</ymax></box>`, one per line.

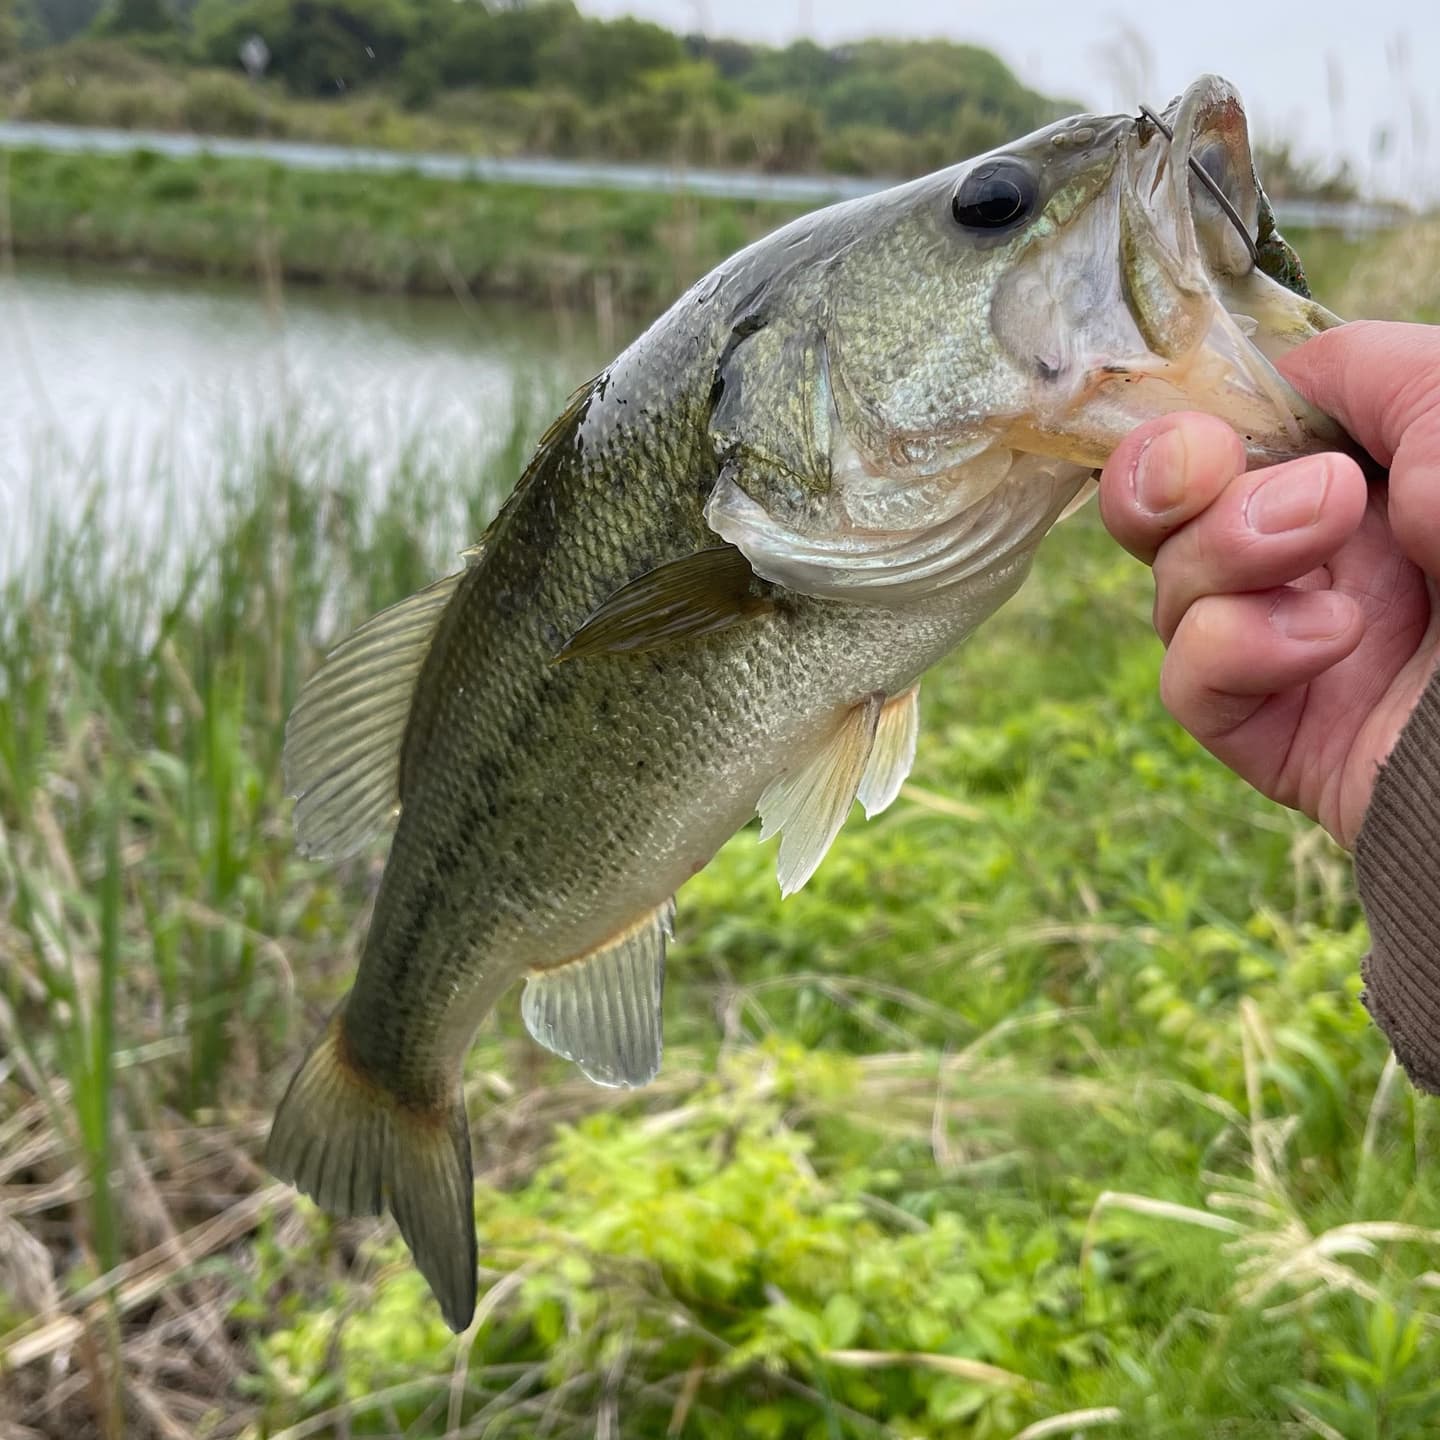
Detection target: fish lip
<box><xmin>1154</xmin><ymin>75</ymin><xmax>1260</xmax><ymax>283</ymax></box>
<box><xmin>1116</xmin><ymin>75</ymin><xmax>1348</xmax><ymax>460</ymax></box>
<box><xmin>1123</xmin><ymin>74</ymin><xmax>1262</xmax><ymax>308</ymax></box>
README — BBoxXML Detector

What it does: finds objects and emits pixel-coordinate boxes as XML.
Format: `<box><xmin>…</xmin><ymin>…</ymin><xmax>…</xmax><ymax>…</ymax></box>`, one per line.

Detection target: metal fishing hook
<box><xmin>1138</xmin><ymin>103</ymin><xmax>1261</xmax><ymax>269</ymax></box>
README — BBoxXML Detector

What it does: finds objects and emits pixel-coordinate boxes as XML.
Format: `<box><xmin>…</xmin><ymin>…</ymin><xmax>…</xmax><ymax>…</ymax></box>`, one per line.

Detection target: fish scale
<box><xmin>268</xmin><ymin>75</ymin><xmax>1354</xmax><ymax>1331</ymax></box>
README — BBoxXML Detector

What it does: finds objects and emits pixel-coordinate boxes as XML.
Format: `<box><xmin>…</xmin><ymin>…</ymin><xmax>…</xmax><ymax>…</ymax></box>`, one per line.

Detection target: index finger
<box><xmin>1097</xmin><ymin>411</ymin><xmax>1246</xmax><ymax>565</ymax></box>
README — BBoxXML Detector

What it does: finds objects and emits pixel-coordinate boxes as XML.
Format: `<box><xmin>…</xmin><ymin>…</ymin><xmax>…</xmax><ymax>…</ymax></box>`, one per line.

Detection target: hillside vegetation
<box><xmin>2</xmin><ymin>2</ymin><xmax>1069</xmax><ymax>179</ymax></box>
<box><xmin>3</xmin><ymin>0</ymin><xmax>1360</xmax><ymax>199</ymax></box>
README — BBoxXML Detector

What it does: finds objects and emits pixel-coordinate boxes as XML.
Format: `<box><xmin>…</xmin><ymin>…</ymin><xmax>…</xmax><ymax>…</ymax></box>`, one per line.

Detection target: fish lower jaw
<box><xmin>1035</xmin><ymin>299</ymin><xmax>1342</xmax><ymax>471</ymax></box>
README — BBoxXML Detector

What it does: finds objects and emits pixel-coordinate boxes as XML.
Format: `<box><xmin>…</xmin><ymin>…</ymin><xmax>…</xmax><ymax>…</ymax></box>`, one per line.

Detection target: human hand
<box><xmin>1098</xmin><ymin>321</ymin><xmax>1440</xmax><ymax>850</ymax></box>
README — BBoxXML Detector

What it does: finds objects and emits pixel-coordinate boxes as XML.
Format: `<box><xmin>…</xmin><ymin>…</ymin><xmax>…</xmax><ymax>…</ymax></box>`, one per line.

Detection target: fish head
<box><xmin>822</xmin><ymin>73</ymin><xmax>1345</xmax><ymax>478</ymax></box>
<box><xmin>707</xmin><ymin>75</ymin><xmax>1351</xmax><ymax>602</ymax></box>
<box><xmin>989</xmin><ymin>73</ymin><xmax>1345</xmax><ymax>468</ymax></box>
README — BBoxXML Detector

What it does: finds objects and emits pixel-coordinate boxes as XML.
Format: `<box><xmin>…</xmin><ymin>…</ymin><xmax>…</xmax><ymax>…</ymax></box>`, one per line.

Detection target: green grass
<box><xmin>2</xmin><ymin>318</ymin><xmax>1437</xmax><ymax>1437</ymax></box>
<box><xmin>0</xmin><ymin>143</ymin><xmax>801</xmax><ymax>307</ymax></box>
<box><xmin>0</xmin><ymin>140</ymin><xmax>1379</xmax><ymax>324</ymax></box>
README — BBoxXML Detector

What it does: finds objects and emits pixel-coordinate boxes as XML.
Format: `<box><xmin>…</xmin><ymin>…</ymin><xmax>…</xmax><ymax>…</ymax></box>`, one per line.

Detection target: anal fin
<box><xmin>857</xmin><ymin>684</ymin><xmax>919</xmax><ymax>818</ymax></box>
<box><xmin>521</xmin><ymin>900</ymin><xmax>673</xmax><ymax>1087</ymax></box>
<box><xmin>758</xmin><ymin>693</ymin><xmax>884</xmax><ymax>897</ymax></box>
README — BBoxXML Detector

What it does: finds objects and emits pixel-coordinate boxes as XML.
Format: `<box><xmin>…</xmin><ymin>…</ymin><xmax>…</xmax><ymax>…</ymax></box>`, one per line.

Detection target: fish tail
<box><xmin>266</xmin><ymin>1004</ymin><xmax>478</xmax><ymax>1332</ymax></box>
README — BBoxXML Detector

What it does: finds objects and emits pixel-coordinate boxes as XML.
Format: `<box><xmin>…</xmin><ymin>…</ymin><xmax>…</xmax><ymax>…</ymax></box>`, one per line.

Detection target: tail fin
<box><xmin>266</xmin><ymin>1009</ymin><xmax>478</xmax><ymax>1332</ymax></box>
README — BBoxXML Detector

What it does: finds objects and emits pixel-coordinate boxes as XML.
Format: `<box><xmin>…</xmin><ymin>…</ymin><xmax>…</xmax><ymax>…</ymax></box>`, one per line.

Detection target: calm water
<box><xmin>0</xmin><ymin>262</ymin><xmax>608</xmax><ymax>571</ymax></box>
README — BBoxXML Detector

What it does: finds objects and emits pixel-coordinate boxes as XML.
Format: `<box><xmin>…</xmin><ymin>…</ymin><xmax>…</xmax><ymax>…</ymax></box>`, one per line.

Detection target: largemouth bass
<box><xmin>269</xmin><ymin>76</ymin><xmax>1350</xmax><ymax>1329</ymax></box>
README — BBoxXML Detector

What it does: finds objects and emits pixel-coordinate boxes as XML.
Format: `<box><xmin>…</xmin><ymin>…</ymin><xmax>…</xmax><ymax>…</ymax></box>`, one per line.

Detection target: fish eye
<box><xmin>950</xmin><ymin>161</ymin><xmax>1037</xmax><ymax>232</ymax></box>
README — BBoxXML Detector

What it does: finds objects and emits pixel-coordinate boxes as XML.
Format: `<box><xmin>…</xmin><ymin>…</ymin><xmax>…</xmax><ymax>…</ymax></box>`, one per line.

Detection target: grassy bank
<box><xmin>0</xmin><ymin>144</ymin><xmax>803</xmax><ymax>308</ymax></box>
<box><xmin>2</xmin><ymin>372</ymin><xmax>1438</xmax><ymax>1438</ymax></box>
<box><xmin>0</xmin><ymin>140</ymin><xmax>1390</xmax><ymax>320</ymax></box>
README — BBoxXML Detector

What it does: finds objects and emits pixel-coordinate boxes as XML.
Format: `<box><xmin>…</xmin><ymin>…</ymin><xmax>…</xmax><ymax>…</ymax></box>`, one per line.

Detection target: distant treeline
<box><xmin>2</xmin><ymin>0</ymin><xmax>1068</xmax><ymax>174</ymax></box>
<box><xmin>1</xmin><ymin>0</ymin><xmax>1358</xmax><ymax>193</ymax></box>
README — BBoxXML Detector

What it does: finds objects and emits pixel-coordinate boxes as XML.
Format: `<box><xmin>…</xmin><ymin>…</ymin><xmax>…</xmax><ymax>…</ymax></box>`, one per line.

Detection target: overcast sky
<box><xmin>580</xmin><ymin>0</ymin><xmax>1439</xmax><ymax>203</ymax></box>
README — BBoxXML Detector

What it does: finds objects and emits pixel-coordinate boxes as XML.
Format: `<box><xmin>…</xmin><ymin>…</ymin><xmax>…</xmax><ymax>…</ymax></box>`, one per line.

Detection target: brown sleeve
<box><xmin>1355</xmin><ymin>665</ymin><xmax>1440</xmax><ymax>1093</ymax></box>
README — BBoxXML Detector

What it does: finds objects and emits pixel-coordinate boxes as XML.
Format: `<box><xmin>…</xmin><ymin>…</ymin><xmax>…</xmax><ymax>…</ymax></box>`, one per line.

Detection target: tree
<box><xmin>194</xmin><ymin>0</ymin><xmax>418</xmax><ymax>94</ymax></box>
<box><xmin>536</xmin><ymin>15</ymin><xmax>682</xmax><ymax>104</ymax></box>
<box><xmin>1255</xmin><ymin>142</ymin><xmax>1358</xmax><ymax>203</ymax></box>
<box><xmin>0</xmin><ymin>0</ymin><xmax>20</xmax><ymax>57</ymax></box>
<box><xmin>738</xmin><ymin>39</ymin><xmax>837</xmax><ymax>98</ymax></box>
<box><xmin>96</xmin><ymin>0</ymin><xmax>176</xmax><ymax>35</ymax></box>
<box><xmin>819</xmin><ymin>41</ymin><xmax>1059</xmax><ymax>139</ymax></box>
<box><xmin>29</xmin><ymin>0</ymin><xmax>104</xmax><ymax>42</ymax></box>
<box><xmin>685</xmin><ymin>36</ymin><xmax>754</xmax><ymax>82</ymax></box>
<box><xmin>421</xmin><ymin>1</ymin><xmax>578</xmax><ymax>91</ymax></box>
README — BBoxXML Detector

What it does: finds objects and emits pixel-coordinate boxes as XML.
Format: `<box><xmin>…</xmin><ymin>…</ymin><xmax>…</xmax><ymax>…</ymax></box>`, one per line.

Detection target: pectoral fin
<box><xmin>284</xmin><ymin>569</ymin><xmax>465</xmax><ymax>860</ymax></box>
<box><xmin>857</xmin><ymin>685</ymin><xmax>919</xmax><ymax>818</ymax></box>
<box><xmin>758</xmin><ymin>693</ymin><xmax>884</xmax><ymax>897</ymax></box>
<box><xmin>521</xmin><ymin>900</ymin><xmax>673</xmax><ymax>1087</ymax></box>
<box><xmin>554</xmin><ymin>546</ymin><xmax>770</xmax><ymax>662</ymax></box>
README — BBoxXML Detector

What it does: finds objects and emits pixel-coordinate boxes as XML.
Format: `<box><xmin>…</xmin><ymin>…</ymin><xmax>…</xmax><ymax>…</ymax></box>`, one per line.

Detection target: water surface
<box><xmin>0</xmin><ymin>261</ymin><xmax>608</xmax><ymax>571</ymax></box>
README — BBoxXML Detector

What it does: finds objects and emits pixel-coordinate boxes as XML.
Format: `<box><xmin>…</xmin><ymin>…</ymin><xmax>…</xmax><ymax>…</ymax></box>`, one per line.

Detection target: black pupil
<box><xmin>952</xmin><ymin>169</ymin><xmax>1029</xmax><ymax>229</ymax></box>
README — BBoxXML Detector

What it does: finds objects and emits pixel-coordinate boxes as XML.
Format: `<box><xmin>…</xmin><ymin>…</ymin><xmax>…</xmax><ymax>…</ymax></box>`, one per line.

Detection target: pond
<box><xmin>0</xmin><ymin>261</ymin><xmax>609</xmax><ymax>574</ymax></box>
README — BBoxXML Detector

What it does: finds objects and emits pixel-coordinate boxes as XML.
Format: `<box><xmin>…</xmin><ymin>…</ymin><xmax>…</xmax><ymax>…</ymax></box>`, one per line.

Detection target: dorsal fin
<box><xmin>284</xmin><ymin>570</ymin><xmax>464</xmax><ymax>861</ymax></box>
<box><xmin>534</xmin><ymin>372</ymin><xmax>605</xmax><ymax>453</ymax></box>
<box><xmin>284</xmin><ymin>375</ymin><xmax>607</xmax><ymax>864</ymax></box>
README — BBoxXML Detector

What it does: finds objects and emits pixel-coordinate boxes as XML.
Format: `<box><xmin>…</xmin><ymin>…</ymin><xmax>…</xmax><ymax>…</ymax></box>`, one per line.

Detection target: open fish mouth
<box><xmin>1107</xmin><ymin>74</ymin><xmax>1348</xmax><ymax>464</ymax></box>
<box><xmin>1141</xmin><ymin>78</ymin><xmax>1266</xmax><ymax>303</ymax></box>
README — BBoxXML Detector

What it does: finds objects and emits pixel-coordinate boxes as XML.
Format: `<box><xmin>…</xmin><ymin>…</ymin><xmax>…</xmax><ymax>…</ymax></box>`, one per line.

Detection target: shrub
<box><xmin>181</xmin><ymin>70</ymin><xmax>268</xmax><ymax>134</ymax></box>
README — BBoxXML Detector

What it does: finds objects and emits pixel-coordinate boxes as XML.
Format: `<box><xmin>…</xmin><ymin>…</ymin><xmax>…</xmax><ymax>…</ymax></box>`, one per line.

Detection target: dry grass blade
<box><xmin>666</xmin><ymin>1358</ymin><xmax>707</xmax><ymax>1437</ymax></box>
<box><xmin>446</xmin><ymin>1263</ymin><xmax>539</xmax><ymax>1431</ymax></box>
<box><xmin>0</xmin><ymin>1421</ymin><xmax>52</xmax><ymax>1440</ymax></box>
<box><xmin>1233</xmin><ymin>1221</ymin><xmax>1440</xmax><ymax>1320</ymax></box>
<box><xmin>893</xmin><ymin>783</ymin><xmax>984</xmax><ymax>821</ymax></box>
<box><xmin>1288</xmin><ymin>1404</ymin><xmax>1348</xmax><ymax>1440</ymax></box>
<box><xmin>0</xmin><ymin>1213</ymin><xmax>58</xmax><ymax>1322</ymax></box>
<box><xmin>1082</xmin><ymin>1190</ymin><xmax>1247</xmax><ymax>1277</ymax></box>
<box><xmin>267</xmin><ymin>1379</ymin><xmax>461</xmax><ymax>1440</ymax></box>
<box><xmin>0</xmin><ymin>1187</ymin><xmax>282</xmax><ymax>1370</ymax></box>
<box><xmin>1009</xmin><ymin>1408</ymin><xmax>1125</xmax><ymax>1440</ymax></box>
<box><xmin>822</xmin><ymin>1348</ymin><xmax>1036</xmax><ymax>1391</ymax></box>
<box><xmin>129</xmin><ymin>1378</ymin><xmax>194</xmax><ymax>1440</ymax></box>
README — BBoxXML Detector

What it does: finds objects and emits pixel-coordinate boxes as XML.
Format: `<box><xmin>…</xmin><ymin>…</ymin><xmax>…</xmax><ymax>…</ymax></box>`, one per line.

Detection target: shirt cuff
<box><xmin>1355</xmin><ymin>664</ymin><xmax>1440</xmax><ymax>1094</ymax></box>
